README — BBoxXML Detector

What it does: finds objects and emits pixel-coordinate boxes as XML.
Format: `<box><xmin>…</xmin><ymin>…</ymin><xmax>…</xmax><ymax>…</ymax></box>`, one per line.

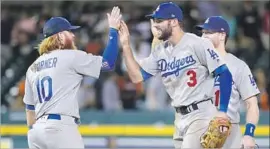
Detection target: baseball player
<box><xmin>118</xmin><ymin>2</ymin><xmax>233</xmax><ymax>149</ymax></box>
<box><xmin>23</xmin><ymin>7</ymin><xmax>122</xmax><ymax>149</ymax></box>
<box><xmin>196</xmin><ymin>16</ymin><xmax>260</xmax><ymax>149</ymax></box>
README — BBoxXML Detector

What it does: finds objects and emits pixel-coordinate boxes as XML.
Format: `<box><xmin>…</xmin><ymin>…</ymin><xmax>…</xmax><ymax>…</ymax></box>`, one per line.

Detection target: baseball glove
<box><xmin>200</xmin><ymin>117</ymin><xmax>232</xmax><ymax>149</ymax></box>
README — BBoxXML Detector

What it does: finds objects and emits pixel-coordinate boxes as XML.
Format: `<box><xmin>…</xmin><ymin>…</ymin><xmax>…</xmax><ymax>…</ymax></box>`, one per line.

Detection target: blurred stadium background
<box><xmin>1</xmin><ymin>1</ymin><xmax>269</xmax><ymax>149</ymax></box>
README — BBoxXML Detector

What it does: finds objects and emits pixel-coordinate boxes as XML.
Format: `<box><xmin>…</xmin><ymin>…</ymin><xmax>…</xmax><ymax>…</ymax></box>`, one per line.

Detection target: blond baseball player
<box><xmin>23</xmin><ymin>7</ymin><xmax>122</xmax><ymax>149</ymax></box>
<box><xmin>196</xmin><ymin>16</ymin><xmax>260</xmax><ymax>149</ymax></box>
<box><xmin>118</xmin><ymin>2</ymin><xmax>233</xmax><ymax>149</ymax></box>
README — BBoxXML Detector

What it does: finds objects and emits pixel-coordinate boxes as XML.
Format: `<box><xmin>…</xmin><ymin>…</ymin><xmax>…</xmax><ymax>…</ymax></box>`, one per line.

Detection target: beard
<box><xmin>157</xmin><ymin>24</ymin><xmax>173</xmax><ymax>41</ymax></box>
<box><xmin>63</xmin><ymin>37</ymin><xmax>77</xmax><ymax>50</ymax></box>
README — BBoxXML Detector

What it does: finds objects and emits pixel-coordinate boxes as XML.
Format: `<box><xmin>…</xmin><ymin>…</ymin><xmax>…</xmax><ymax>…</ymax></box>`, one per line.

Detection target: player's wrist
<box><xmin>109</xmin><ymin>26</ymin><xmax>119</xmax><ymax>31</ymax></box>
<box><xmin>109</xmin><ymin>27</ymin><xmax>118</xmax><ymax>32</ymax></box>
<box><xmin>216</xmin><ymin>111</ymin><xmax>229</xmax><ymax>119</ymax></box>
<box><xmin>244</xmin><ymin>123</ymin><xmax>256</xmax><ymax>137</ymax></box>
<box><xmin>122</xmin><ymin>43</ymin><xmax>131</xmax><ymax>50</ymax></box>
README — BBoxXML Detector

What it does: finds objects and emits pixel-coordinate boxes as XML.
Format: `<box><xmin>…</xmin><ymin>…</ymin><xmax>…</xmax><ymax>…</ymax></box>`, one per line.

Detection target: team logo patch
<box><xmin>214</xmin><ymin>76</ymin><xmax>235</xmax><ymax>85</ymax></box>
<box><xmin>214</xmin><ymin>76</ymin><xmax>220</xmax><ymax>86</ymax></box>
<box><xmin>207</xmin><ymin>49</ymin><xmax>219</xmax><ymax>60</ymax></box>
<box><xmin>158</xmin><ymin>55</ymin><xmax>196</xmax><ymax>77</ymax></box>
<box><xmin>156</xmin><ymin>5</ymin><xmax>160</xmax><ymax>12</ymax></box>
<box><xmin>102</xmin><ymin>61</ymin><xmax>109</xmax><ymax>68</ymax></box>
<box><xmin>248</xmin><ymin>75</ymin><xmax>257</xmax><ymax>88</ymax></box>
<box><xmin>205</xmin><ymin>18</ymin><xmax>209</xmax><ymax>23</ymax></box>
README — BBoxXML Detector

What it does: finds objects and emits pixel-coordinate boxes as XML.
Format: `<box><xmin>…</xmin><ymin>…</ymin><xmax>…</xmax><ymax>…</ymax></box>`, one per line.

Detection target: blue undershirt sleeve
<box><xmin>213</xmin><ymin>64</ymin><xmax>233</xmax><ymax>113</ymax></box>
<box><xmin>101</xmin><ymin>28</ymin><xmax>119</xmax><ymax>71</ymax></box>
<box><xmin>140</xmin><ymin>67</ymin><xmax>153</xmax><ymax>81</ymax></box>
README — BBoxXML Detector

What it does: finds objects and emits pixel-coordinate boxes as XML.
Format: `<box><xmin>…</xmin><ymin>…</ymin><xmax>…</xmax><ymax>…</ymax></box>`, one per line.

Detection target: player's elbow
<box><xmin>130</xmin><ymin>75</ymin><xmax>143</xmax><ymax>84</ymax></box>
<box><xmin>126</xmin><ymin>67</ymin><xmax>145</xmax><ymax>84</ymax></box>
<box><xmin>245</xmin><ymin>96</ymin><xmax>259</xmax><ymax>111</ymax></box>
<box><xmin>132</xmin><ymin>79</ymin><xmax>142</xmax><ymax>84</ymax></box>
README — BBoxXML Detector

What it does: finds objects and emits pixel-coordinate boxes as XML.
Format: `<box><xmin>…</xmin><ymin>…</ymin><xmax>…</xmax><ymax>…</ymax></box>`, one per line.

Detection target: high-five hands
<box><xmin>119</xmin><ymin>20</ymin><xmax>131</xmax><ymax>48</ymax></box>
<box><xmin>107</xmin><ymin>6</ymin><xmax>122</xmax><ymax>30</ymax></box>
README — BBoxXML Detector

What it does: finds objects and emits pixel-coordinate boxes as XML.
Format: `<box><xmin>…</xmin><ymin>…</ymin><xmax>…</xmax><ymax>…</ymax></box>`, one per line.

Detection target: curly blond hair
<box><xmin>38</xmin><ymin>35</ymin><xmax>61</xmax><ymax>55</ymax></box>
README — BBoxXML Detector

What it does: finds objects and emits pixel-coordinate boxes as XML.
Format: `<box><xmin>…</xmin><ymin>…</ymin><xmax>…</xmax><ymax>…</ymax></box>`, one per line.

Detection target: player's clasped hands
<box><xmin>107</xmin><ymin>6</ymin><xmax>122</xmax><ymax>30</ymax></box>
<box><xmin>107</xmin><ymin>6</ymin><xmax>131</xmax><ymax>49</ymax></box>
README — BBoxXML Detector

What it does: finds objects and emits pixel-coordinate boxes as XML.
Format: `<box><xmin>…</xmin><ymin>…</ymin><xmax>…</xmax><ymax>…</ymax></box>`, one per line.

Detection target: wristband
<box><xmin>25</xmin><ymin>104</ymin><xmax>35</xmax><ymax>110</ymax></box>
<box><xmin>244</xmin><ymin>123</ymin><xmax>256</xmax><ymax>137</ymax></box>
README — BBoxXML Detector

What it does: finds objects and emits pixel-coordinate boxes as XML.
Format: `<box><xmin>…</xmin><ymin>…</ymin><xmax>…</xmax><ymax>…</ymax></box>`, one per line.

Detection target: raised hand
<box><xmin>119</xmin><ymin>20</ymin><xmax>131</xmax><ymax>48</ymax></box>
<box><xmin>107</xmin><ymin>6</ymin><xmax>122</xmax><ymax>30</ymax></box>
<box><xmin>150</xmin><ymin>19</ymin><xmax>162</xmax><ymax>38</ymax></box>
<box><xmin>150</xmin><ymin>19</ymin><xmax>163</xmax><ymax>49</ymax></box>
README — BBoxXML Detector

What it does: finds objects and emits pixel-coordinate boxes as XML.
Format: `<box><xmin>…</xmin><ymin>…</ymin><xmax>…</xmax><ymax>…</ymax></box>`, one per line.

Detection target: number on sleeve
<box><xmin>214</xmin><ymin>90</ymin><xmax>220</xmax><ymax>106</ymax></box>
<box><xmin>187</xmin><ymin>70</ymin><xmax>197</xmax><ymax>87</ymax></box>
<box><xmin>36</xmin><ymin>76</ymin><xmax>53</xmax><ymax>103</ymax></box>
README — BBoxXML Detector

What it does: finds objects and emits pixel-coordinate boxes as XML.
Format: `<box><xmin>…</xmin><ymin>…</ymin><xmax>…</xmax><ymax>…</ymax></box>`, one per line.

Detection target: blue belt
<box><xmin>46</xmin><ymin>114</ymin><xmax>80</xmax><ymax>124</ymax></box>
<box><xmin>47</xmin><ymin>114</ymin><xmax>61</xmax><ymax>120</ymax></box>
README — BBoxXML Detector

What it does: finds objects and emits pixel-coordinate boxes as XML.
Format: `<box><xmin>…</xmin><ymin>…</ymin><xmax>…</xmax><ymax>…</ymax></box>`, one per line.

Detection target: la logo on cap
<box><xmin>205</xmin><ymin>18</ymin><xmax>209</xmax><ymax>23</ymax></box>
<box><xmin>156</xmin><ymin>5</ymin><xmax>160</xmax><ymax>11</ymax></box>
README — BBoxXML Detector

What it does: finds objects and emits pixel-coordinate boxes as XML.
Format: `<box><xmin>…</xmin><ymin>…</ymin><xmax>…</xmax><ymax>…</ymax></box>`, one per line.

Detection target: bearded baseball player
<box><xmin>23</xmin><ymin>7</ymin><xmax>122</xmax><ymax>149</ymax></box>
<box><xmin>119</xmin><ymin>2</ymin><xmax>233</xmax><ymax>149</ymax></box>
<box><xmin>196</xmin><ymin>16</ymin><xmax>260</xmax><ymax>149</ymax></box>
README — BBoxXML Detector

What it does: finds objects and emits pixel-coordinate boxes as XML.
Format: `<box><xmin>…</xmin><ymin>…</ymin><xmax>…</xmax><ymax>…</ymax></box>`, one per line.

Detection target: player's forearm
<box><xmin>246</xmin><ymin>96</ymin><xmax>259</xmax><ymax>125</ymax></box>
<box><xmin>101</xmin><ymin>28</ymin><xmax>119</xmax><ymax>71</ymax></box>
<box><xmin>122</xmin><ymin>45</ymin><xmax>143</xmax><ymax>83</ymax></box>
<box><xmin>26</xmin><ymin>109</ymin><xmax>36</xmax><ymax>128</ymax></box>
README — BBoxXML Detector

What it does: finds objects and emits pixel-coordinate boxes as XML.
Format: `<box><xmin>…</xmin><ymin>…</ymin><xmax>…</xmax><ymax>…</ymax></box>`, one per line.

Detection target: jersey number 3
<box><xmin>187</xmin><ymin>70</ymin><xmax>197</xmax><ymax>87</ymax></box>
<box><xmin>36</xmin><ymin>76</ymin><xmax>53</xmax><ymax>103</ymax></box>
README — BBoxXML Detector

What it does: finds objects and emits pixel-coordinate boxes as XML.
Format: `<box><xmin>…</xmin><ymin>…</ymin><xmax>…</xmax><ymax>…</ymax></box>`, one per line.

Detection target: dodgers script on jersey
<box><xmin>139</xmin><ymin>33</ymin><xmax>225</xmax><ymax>107</ymax></box>
<box><xmin>214</xmin><ymin>53</ymin><xmax>260</xmax><ymax>123</ymax></box>
<box><xmin>23</xmin><ymin>50</ymin><xmax>103</xmax><ymax>119</ymax></box>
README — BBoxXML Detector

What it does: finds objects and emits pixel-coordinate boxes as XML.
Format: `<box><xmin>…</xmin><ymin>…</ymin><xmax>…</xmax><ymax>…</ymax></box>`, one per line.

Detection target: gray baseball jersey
<box><xmin>213</xmin><ymin>53</ymin><xmax>260</xmax><ymax>123</ymax></box>
<box><xmin>23</xmin><ymin>50</ymin><xmax>102</xmax><ymax>119</ymax></box>
<box><xmin>139</xmin><ymin>33</ymin><xmax>225</xmax><ymax>107</ymax></box>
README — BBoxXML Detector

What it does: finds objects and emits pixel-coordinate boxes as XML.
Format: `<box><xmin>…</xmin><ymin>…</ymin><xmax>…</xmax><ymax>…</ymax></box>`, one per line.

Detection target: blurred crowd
<box><xmin>1</xmin><ymin>1</ymin><xmax>269</xmax><ymax>112</ymax></box>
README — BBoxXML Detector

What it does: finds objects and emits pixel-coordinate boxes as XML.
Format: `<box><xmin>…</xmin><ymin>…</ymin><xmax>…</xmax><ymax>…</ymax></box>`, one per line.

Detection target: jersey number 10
<box><xmin>36</xmin><ymin>76</ymin><xmax>53</xmax><ymax>103</ymax></box>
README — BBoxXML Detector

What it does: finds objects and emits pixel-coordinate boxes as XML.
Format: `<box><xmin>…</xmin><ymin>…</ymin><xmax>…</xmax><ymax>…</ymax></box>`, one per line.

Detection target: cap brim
<box><xmin>69</xmin><ymin>26</ymin><xmax>81</xmax><ymax>30</ymax></box>
<box><xmin>145</xmin><ymin>14</ymin><xmax>166</xmax><ymax>20</ymax></box>
<box><xmin>195</xmin><ymin>25</ymin><xmax>205</xmax><ymax>30</ymax></box>
<box><xmin>145</xmin><ymin>14</ymin><xmax>154</xmax><ymax>19</ymax></box>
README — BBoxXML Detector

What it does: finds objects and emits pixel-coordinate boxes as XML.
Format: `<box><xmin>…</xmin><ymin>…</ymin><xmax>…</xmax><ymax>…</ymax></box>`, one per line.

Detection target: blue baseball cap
<box><xmin>43</xmin><ymin>17</ymin><xmax>80</xmax><ymax>38</ymax></box>
<box><xmin>195</xmin><ymin>16</ymin><xmax>230</xmax><ymax>35</ymax></box>
<box><xmin>146</xmin><ymin>2</ymin><xmax>183</xmax><ymax>21</ymax></box>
